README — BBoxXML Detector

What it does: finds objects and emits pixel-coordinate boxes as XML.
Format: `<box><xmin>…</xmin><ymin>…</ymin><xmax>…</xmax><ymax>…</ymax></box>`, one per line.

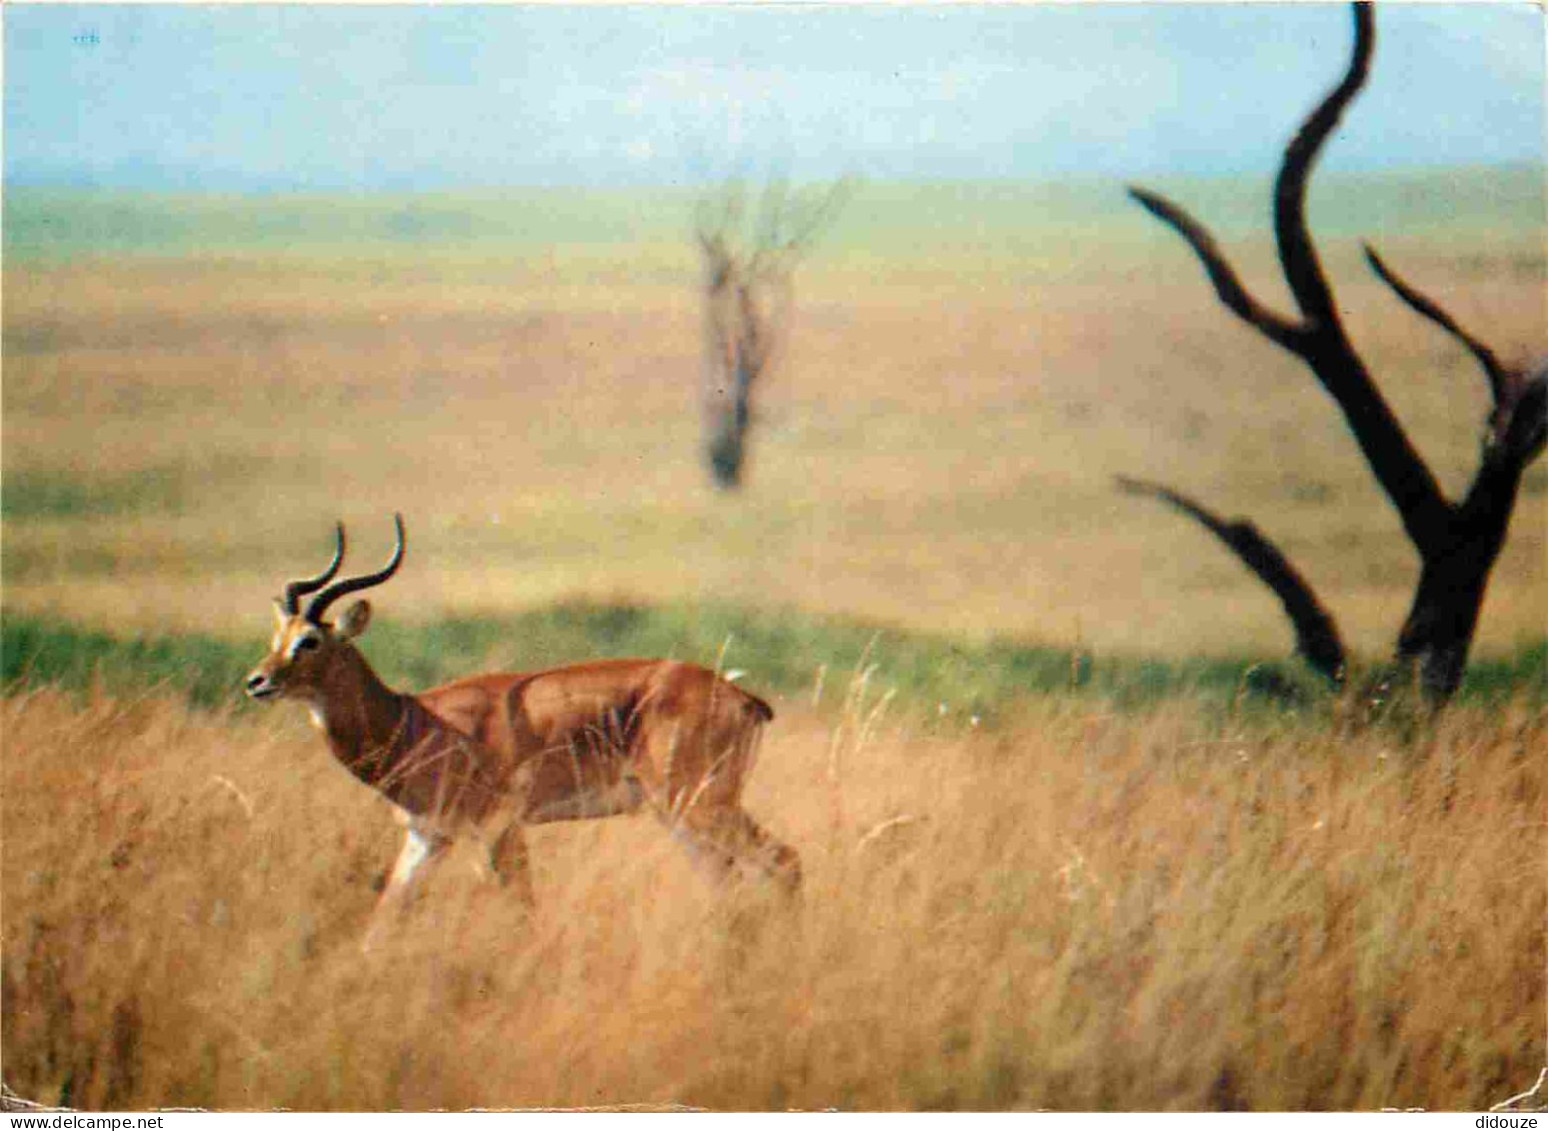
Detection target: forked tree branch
<box><xmin>1273</xmin><ymin>1</ymin><xmax>1373</xmax><ymax>336</ymax></box>
<box><xmin>747</xmin><ymin>177</ymin><xmax>855</xmax><ymax>281</ymax></box>
<box><xmin>694</xmin><ymin>183</ymin><xmax>745</xmax><ymax>257</ymax></box>
<box><xmin>1364</xmin><ymin>248</ymin><xmax>1545</xmax><ymax>470</ymax></box>
<box><xmin>1128</xmin><ymin>2</ymin><xmax>1451</xmax><ymax>554</ymax></box>
<box><xmin>699</xmin><ymin>176</ymin><xmax>853</xmax><ymax>278</ymax></box>
<box><xmin>1117</xmin><ymin>477</ymin><xmax>1347</xmax><ymax>684</ymax></box>
<box><xmin>1362</xmin><ymin>245</ymin><xmax>1512</xmax><ymax>407</ymax></box>
<box><xmin>1127</xmin><ymin>188</ymin><xmax>1308</xmax><ymax>354</ymax></box>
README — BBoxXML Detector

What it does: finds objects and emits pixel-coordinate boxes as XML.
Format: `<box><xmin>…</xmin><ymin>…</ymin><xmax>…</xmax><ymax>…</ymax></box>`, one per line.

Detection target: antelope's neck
<box><xmin>313</xmin><ymin>649</ymin><xmax>417</xmax><ymax>789</ymax></box>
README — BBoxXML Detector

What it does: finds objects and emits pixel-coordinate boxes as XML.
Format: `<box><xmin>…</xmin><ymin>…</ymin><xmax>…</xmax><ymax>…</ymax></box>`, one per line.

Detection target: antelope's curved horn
<box><xmin>280</xmin><ymin>522</ymin><xmax>346</xmax><ymax>614</ymax></box>
<box><xmin>305</xmin><ymin>514</ymin><xmax>406</xmax><ymax>623</ymax></box>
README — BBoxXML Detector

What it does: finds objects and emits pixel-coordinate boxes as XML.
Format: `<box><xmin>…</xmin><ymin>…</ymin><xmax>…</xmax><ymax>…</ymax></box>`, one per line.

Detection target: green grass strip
<box><xmin>3</xmin><ymin>602</ymin><xmax>1542</xmax><ymax>717</ymax></box>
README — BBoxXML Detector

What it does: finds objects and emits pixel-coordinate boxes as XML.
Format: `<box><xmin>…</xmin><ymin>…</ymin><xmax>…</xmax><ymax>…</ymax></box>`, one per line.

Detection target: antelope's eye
<box><xmin>295</xmin><ymin>636</ymin><xmax>321</xmax><ymax>652</ymax></box>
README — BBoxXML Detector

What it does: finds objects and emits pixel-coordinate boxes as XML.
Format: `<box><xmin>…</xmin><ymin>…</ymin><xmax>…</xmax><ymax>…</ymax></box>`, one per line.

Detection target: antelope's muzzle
<box><xmin>245</xmin><ymin>670</ymin><xmax>279</xmax><ymax>700</ymax></box>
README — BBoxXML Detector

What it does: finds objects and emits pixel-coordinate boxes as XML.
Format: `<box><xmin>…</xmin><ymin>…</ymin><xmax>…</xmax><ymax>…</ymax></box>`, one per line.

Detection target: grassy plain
<box><xmin>3</xmin><ymin>172</ymin><xmax>1543</xmax><ymax>656</ymax></box>
<box><xmin>3</xmin><ymin>680</ymin><xmax>1543</xmax><ymax>1110</ymax></box>
<box><xmin>2</xmin><ymin>173</ymin><xmax>1545</xmax><ymax>1110</ymax></box>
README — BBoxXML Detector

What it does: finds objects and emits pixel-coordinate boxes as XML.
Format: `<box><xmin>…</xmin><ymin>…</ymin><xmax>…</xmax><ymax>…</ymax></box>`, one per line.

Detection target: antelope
<box><xmin>244</xmin><ymin>515</ymin><xmax>799</xmax><ymax>947</ymax></box>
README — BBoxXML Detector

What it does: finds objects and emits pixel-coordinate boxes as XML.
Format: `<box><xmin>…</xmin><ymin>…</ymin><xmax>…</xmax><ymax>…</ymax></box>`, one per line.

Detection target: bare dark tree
<box><xmin>1124</xmin><ymin>1</ymin><xmax>1544</xmax><ymax>704</ymax></box>
<box><xmin>695</xmin><ymin>177</ymin><xmax>851</xmax><ymax>489</ymax></box>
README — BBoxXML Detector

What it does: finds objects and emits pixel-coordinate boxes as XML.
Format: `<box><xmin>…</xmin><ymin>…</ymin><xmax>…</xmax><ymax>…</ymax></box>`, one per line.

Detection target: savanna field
<box><xmin>2</xmin><ymin>174</ymin><xmax>1545</xmax><ymax>1110</ymax></box>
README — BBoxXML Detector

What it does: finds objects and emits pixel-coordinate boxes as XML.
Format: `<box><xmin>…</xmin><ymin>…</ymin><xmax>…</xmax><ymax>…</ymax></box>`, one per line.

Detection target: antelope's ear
<box><xmin>336</xmin><ymin>599</ymin><xmax>372</xmax><ymax>641</ymax></box>
<box><xmin>272</xmin><ymin>600</ymin><xmax>290</xmax><ymax>630</ymax></box>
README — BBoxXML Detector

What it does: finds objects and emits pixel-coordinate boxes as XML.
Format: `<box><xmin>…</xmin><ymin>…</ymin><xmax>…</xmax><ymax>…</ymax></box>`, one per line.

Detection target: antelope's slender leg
<box><xmin>486</xmin><ymin>821</ymin><xmax>535</xmax><ymax>908</ymax></box>
<box><xmin>363</xmin><ymin>826</ymin><xmax>448</xmax><ymax>951</ymax></box>
<box><xmin>730</xmin><ymin>810</ymin><xmax>802</xmax><ymax>894</ymax></box>
<box><xmin>665</xmin><ymin>806</ymin><xmax>802</xmax><ymax>896</ymax></box>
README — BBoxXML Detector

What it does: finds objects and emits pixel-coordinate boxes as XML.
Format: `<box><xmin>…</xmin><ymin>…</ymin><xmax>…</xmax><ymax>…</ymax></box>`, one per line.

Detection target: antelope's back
<box><xmin>421</xmin><ymin>658</ymin><xmax>772</xmax><ymax>747</ymax></box>
<box><xmin>636</xmin><ymin>658</ymin><xmax>774</xmax><ymax>726</ymax></box>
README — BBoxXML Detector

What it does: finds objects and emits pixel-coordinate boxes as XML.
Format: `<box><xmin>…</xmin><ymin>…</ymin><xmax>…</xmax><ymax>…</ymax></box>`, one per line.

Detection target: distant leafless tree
<box><xmin>1123</xmin><ymin>1</ymin><xmax>1544</xmax><ymax>705</ymax></box>
<box><xmin>695</xmin><ymin>177</ymin><xmax>851</xmax><ymax>489</ymax></box>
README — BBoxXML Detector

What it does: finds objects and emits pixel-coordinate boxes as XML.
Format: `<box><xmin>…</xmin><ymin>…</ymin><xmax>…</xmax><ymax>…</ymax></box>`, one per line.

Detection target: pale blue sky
<box><xmin>4</xmin><ymin>3</ymin><xmax>1543</xmax><ymax>191</ymax></box>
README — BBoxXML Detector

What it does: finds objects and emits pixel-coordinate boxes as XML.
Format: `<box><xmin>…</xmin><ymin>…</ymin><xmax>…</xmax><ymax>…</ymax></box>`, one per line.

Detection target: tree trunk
<box><xmin>1397</xmin><ymin>445</ymin><xmax>1536</xmax><ymax>699</ymax></box>
<box><xmin>705</xmin><ymin>357</ymin><xmax>754</xmax><ymax>489</ymax></box>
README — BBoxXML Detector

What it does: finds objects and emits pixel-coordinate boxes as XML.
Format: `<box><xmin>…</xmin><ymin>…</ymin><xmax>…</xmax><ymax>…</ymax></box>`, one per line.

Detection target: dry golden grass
<box><xmin>3</xmin><ymin>680</ymin><xmax>1542</xmax><ymax>1111</ymax></box>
